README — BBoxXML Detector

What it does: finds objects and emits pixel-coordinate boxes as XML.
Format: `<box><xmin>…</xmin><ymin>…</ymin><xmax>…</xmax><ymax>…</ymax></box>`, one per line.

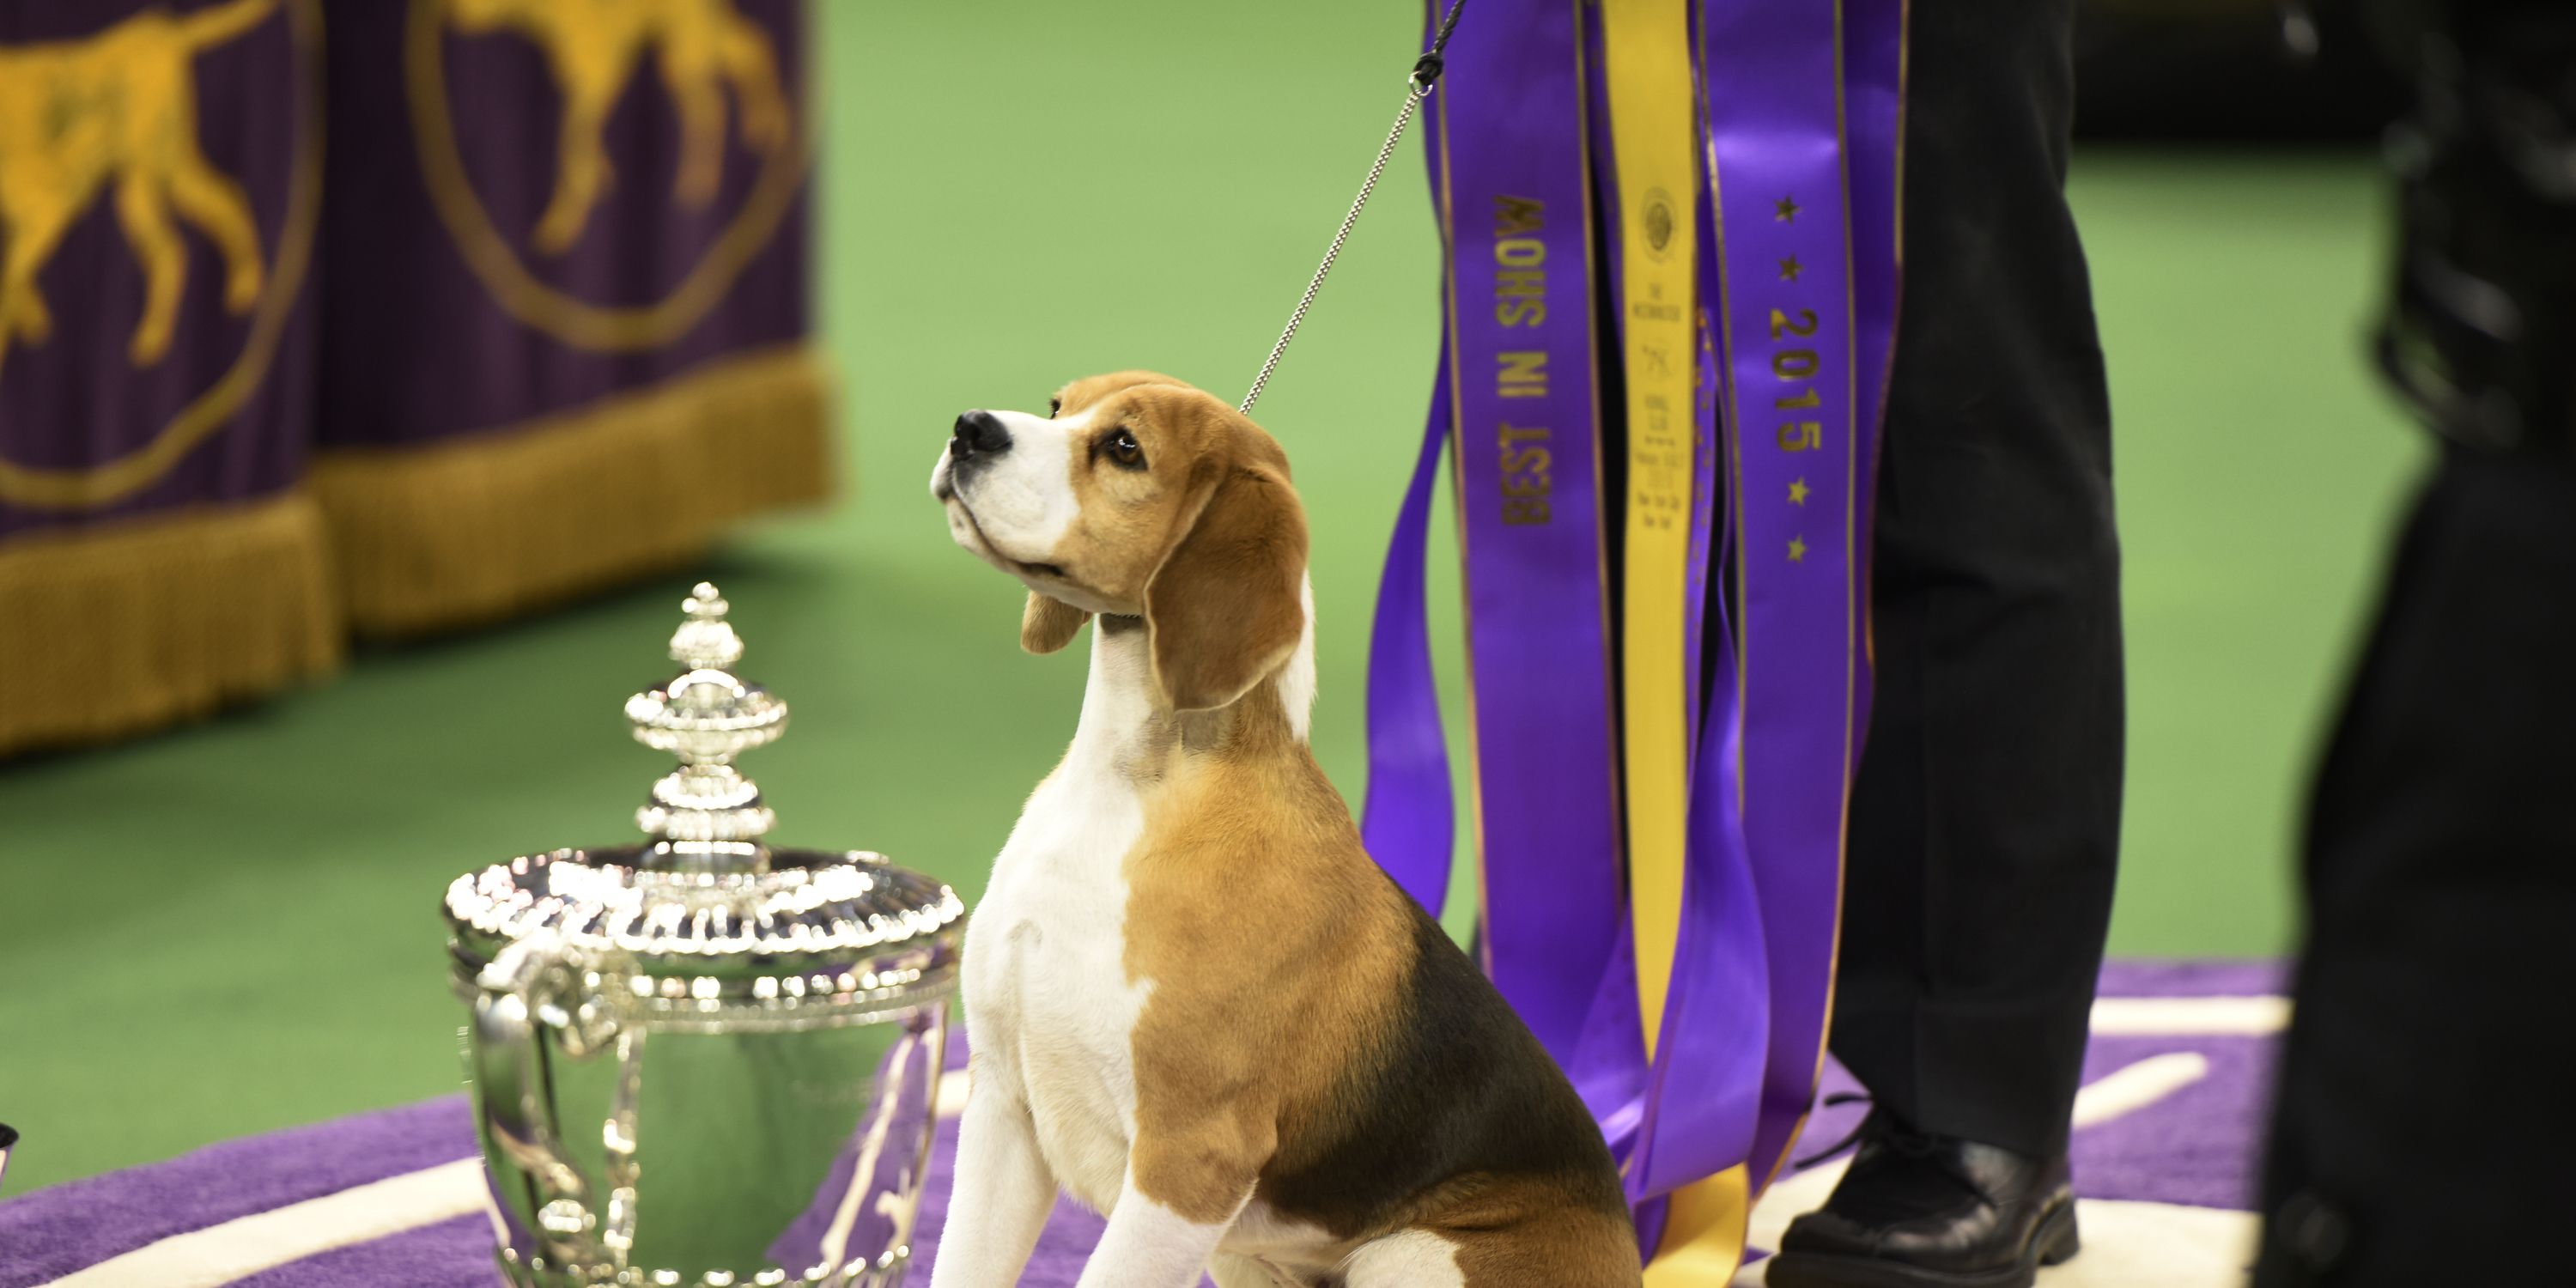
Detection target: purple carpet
<box><xmin>0</xmin><ymin>961</ymin><xmax>2281</xmax><ymax>1286</ymax></box>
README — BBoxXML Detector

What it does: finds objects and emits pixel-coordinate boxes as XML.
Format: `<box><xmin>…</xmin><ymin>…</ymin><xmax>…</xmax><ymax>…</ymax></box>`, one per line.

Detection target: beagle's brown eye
<box><xmin>1103</xmin><ymin>428</ymin><xmax>1145</xmax><ymax>470</ymax></box>
<box><xmin>1047</xmin><ymin>397</ymin><xmax>1061</xmax><ymax>418</ymax></box>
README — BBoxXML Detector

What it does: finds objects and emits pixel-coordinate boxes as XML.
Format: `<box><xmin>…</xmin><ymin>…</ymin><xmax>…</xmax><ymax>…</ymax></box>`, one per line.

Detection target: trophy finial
<box><xmin>623</xmin><ymin>582</ymin><xmax>786</xmax><ymax>867</ymax></box>
<box><xmin>670</xmin><ymin>580</ymin><xmax>744</xmax><ymax>671</ymax></box>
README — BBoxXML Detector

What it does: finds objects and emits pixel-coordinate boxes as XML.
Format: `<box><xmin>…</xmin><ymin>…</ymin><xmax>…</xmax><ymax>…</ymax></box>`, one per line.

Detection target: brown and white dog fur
<box><xmin>925</xmin><ymin>372</ymin><xmax>1639</xmax><ymax>1288</ymax></box>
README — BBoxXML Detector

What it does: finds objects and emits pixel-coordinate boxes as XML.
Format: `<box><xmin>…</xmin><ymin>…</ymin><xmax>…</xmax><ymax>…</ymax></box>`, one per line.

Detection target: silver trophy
<box><xmin>445</xmin><ymin>584</ymin><xmax>963</xmax><ymax>1288</ymax></box>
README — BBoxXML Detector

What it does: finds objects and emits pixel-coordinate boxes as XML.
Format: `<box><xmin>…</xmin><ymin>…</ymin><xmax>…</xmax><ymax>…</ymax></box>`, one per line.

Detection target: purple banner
<box><xmin>315</xmin><ymin>0</ymin><xmax>810</xmax><ymax>449</ymax></box>
<box><xmin>0</xmin><ymin>0</ymin><xmax>320</xmax><ymax>535</ymax></box>
<box><xmin>301</xmin><ymin>0</ymin><xmax>825</xmax><ymax>640</ymax></box>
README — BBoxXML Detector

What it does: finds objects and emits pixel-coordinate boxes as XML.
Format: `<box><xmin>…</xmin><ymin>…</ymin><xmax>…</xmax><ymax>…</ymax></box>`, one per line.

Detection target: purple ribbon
<box><xmin>1363</xmin><ymin>0</ymin><xmax>1906</xmax><ymax>1250</ymax></box>
<box><xmin>1365</xmin><ymin>0</ymin><xmax>1627</xmax><ymax>1069</ymax></box>
<box><xmin>1360</xmin><ymin>353</ymin><xmax>1455</xmax><ymax>914</ymax></box>
<box><xmin>1702</xmin><ymin>0</ymin><xmax>1902</xmax><ymax>1183</ymax></box>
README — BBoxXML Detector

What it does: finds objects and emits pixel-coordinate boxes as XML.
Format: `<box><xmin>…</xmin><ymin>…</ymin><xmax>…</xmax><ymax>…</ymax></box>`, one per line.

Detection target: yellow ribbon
<box><xmin>1602</xmin><ymin>0</ymin><xmax>1748</xmax><ymax>1274</ymax></box>
<box><xmin>1603</xmin><ymin>0</ymin><xmax>1694</xmax><ymax>1080</ymax></box>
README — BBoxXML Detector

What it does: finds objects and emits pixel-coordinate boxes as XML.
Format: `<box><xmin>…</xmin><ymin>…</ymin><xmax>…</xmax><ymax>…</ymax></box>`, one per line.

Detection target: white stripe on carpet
<box><xmin>2090</xmin><ymin>994</ymin><xmax>2288</xmax><ymax>1036</ymax></box>
<box><xmin>2071</xmin><ymin>1052</ymin><xmax>2210</xmax><ymax>1129</ymax></box>
<box><xmin>47</xmin><ymin>1157</ymin><xmax>485</xmax><ymax>1288</ymax></box>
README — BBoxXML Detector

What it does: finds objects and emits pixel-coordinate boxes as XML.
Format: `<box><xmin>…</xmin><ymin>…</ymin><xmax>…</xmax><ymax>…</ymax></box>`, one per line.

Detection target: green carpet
<box><xmin>0</xmin><ymin>1</ymin><xmax>2424</xmax><ymax>1196</ymax></box>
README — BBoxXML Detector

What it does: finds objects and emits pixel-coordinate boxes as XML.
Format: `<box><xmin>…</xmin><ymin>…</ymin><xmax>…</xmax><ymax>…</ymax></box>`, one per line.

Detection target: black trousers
<box><xmin>2252</xmin><ymin>449</ymin><xmax>2576</xmax><ymax>1286</ymax></box>
<box><xmin>1832</xmin><ymin>0</ymin><xmax>2124</xmax><ymax>1158</ymax></box>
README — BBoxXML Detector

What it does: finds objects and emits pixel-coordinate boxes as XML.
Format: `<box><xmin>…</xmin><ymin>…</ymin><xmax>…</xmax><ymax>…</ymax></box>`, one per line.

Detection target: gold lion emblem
<box><xmin>0</xmin><ymin>0</ymin><xmax>276</xmax><ymax>380</ymax></box>
<box><xmin>442</xmin><ymin>0</ymin><xmax>790</xmax><ymax>253</ymax></box>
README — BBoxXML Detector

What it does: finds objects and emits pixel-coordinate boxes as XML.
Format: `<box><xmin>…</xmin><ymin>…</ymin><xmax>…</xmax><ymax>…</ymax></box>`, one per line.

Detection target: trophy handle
<box><xmin>598</xmin><ymin>1025</ymin><xmax>648</xmax><ymax>1267</ymax></box>
<box><xmin>472</xmin><ymin>931</ymin><xmax>620</xmax><ymax>1268</ymax></box>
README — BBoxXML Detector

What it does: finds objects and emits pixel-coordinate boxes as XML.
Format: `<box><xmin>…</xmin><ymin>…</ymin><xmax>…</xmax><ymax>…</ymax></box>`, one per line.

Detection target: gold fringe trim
<box><xmin>310</xmin><ymin>344</ymin><xmax>835</xmax><ymax>638</ymax></box>
<box><xmin>0</xmin><ymin>491</ymin><xmax>344</xmax><ymax>757</ymax></box>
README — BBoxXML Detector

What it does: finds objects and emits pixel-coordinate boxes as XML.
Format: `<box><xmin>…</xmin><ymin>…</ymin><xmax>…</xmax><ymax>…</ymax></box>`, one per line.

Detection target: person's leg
<box><xmin>1831</xmin><ymin>0</ymin><xmax>2123</xmax><ymax>1161</ymax></box>
<box><xmin>2254</xmin><ymin>450</ymin><xmax>2576</xmax><ymax>1287</ymax></box>
<box><xmin>1771</xmin><ymin>4</ymin><xmax>2120</xmax><ymax>1285</ymax></box>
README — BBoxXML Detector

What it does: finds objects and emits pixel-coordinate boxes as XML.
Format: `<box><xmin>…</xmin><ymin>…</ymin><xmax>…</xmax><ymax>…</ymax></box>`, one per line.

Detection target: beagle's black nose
<box><xmin>952</xmin><ymin>410</ymin><xmax>1012</xmax><ymax>459</ymax></box>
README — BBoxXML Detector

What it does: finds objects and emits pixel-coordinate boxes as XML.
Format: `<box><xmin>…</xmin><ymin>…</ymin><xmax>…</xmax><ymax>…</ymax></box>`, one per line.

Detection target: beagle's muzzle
<box><xmin>927</xmin><ymin>373</ymin><xmax>1640</xmax><ymax>1288</ymax></box>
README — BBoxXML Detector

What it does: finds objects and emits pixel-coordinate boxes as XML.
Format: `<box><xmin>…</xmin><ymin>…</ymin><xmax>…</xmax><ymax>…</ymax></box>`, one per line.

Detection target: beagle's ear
<box><xmin>1144</xmin><ymin>465</ymin><xmax>1308</xmax><ymax>711</ymax></box>
<box><xmin>1021</xmin><ymin>592</ymin><xmax>1091</xmax><ymax>654</ymax></box>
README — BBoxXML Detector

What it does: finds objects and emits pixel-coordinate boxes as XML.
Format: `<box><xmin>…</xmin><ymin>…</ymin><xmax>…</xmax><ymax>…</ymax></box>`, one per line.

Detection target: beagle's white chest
<box><xmin>960</xmin><ymin>762</ymin><xmax>1154</xmax><ymax>1215</ymax></box>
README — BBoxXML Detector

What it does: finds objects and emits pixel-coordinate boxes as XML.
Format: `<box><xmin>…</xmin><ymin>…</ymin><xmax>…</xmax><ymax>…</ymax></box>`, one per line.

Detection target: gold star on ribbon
<box><xmin>1779</xmin><ymin>254</ymin><xmax>1803</xmax><ymax>282</ymax></box>
<box><xmin>1776</xmin><ymin>195</ymin><xmax>1800</xmax><ymax>222</ymax></box>
<box><xmin>1788</xmin><ymin>536</ymin><xmax>1807</xmax><ymax>563</ymax></box>
<box><xmin>1788</xmin><ymin>477</ymin><xmax>1810</xmax><ymax>506</ymax></box>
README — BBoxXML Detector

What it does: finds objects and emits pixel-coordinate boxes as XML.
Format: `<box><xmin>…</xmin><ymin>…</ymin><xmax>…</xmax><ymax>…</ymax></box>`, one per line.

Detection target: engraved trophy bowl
<box><xmin>445</xmin><ymin>585</ymin><xmax>963</xmax><ymax>1288</ymax></box>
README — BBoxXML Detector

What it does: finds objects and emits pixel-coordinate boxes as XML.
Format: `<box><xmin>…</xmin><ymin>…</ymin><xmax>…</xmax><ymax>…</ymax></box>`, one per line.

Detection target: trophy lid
<box><xmin>441</xmin><ymin>584</ymin><xmax>963</xmax><ymax>1026</ymax></box>
<box><xmin>623</xmin><ymin>581</ymin><xmax>787</xmax><ymax>868</ymax></box>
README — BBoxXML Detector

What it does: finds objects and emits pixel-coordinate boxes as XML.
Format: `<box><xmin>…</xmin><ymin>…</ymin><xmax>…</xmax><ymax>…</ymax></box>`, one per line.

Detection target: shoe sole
<box><xmin>1764</xmin><ymin>1200</ymin><xmax>2081</xmax><ymax>1288</ymax></box>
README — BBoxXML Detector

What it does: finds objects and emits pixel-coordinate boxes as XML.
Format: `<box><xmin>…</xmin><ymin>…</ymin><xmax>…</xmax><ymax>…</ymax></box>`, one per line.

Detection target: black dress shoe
<box><xmin>1765</xmin><ymin>1111</ymin><xmax>2079</xmax><ymax>1288</ymax></box>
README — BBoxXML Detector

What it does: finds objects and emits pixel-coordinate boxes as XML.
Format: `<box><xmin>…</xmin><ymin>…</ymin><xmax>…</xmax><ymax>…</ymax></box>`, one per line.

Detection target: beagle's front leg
<box><xmin>1073</xmin><ymin>1131</ymin><xmax>1263</xmax><ymax>1288</ymax></box>
<box><xmin>927</xmin><ymin>1072</ymin><xmax>1055</xmax><ymax>1288</ymax></box>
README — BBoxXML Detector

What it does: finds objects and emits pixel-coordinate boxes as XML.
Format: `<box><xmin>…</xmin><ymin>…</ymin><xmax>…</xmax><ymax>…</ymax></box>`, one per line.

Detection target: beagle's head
<box><xmin>929</xmin><ymin>372</ymin><xmax>1309</xmax><ymax>713</ymax></box>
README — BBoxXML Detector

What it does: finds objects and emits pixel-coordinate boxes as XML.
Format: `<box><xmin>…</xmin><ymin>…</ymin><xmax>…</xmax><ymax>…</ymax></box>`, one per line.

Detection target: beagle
<box><xmin>925</xmin><ymin>373</ymin><xmax>1640</xmax><ymax>1288</ymax></box>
